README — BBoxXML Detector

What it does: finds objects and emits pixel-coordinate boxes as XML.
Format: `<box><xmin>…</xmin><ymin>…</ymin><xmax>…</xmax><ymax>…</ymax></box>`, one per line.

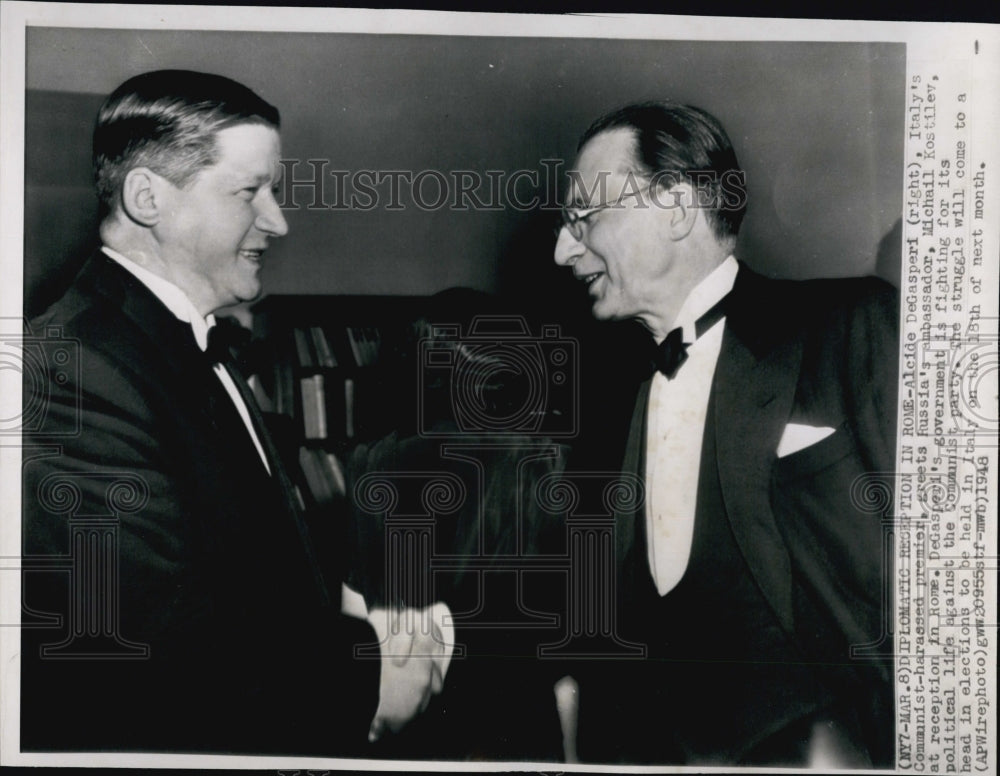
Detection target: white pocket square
<box><xmin>777</xmin><ymin>423</ymin><xmax>836</xmax><ymax>458</ymax></box>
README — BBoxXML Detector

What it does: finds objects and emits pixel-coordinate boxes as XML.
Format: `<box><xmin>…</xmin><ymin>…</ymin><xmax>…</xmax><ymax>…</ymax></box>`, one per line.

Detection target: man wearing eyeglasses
<box><xmin>553</xmin><ymin>102</ymin><xmax>898</xmax><ymax>767</ymax></box>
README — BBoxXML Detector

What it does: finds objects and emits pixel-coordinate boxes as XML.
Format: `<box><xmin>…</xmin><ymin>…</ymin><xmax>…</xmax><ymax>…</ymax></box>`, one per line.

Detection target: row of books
<box><xmin>249</xmin><ymin>370</ymin><xmax>356</xmax><ymax>445</ymax></box>
<box><xmin>291</xmin><ymin>325</ymin><xmax>382</xmax><ymax>369</ymax></box>
<box><xmin>247</xmin><ymin>314</ymin><xmax>393</xmax><ymax>445</ymax></box>
<box><xmin>297</xmin><ymin>445</ymin><xmax>347</xmax><ymax>506</ymax></box>
<box><xmin>300</xmin><ymin>373</ymin><xmax>357</xmax><ymax>440</ymax></box>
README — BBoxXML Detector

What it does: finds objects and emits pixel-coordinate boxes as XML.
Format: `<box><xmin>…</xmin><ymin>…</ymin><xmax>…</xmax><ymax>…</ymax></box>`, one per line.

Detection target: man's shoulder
<box><xmin>734</xmin><ymin>264</ymin><xmax>897</xmax><ymax>335</ymax></box>
<box><xmin>31</xmin><ymin>281</ymin><xmax>95</xmax><ymax>337</ymax></box>
<box><xmin>794</xmin><ymin>273</ymin><xmax>895</xmax><ymax>311</ymax></box>
<box><xmin>741</xmin><ymin>264</ymin><xmax>896</xmax><ymax>312</ymax></box>
<box><xmin>793</xmin><ymin>275</ymin><xmax>898</xmax><ymax>345</ymax></box>
<box><xmin>30</xmin><ymin>254</ymin><xmax>154</xmax><ymax>356</ymax></box>
<box><xmin>26</xmin><ymin>263</ymin><xmax>175</xmax><ymax>420</ymax></box>
<box><xmin>32</xmin><ymin>253</ymin><xmax>103</xmax><ymax>324</ymax></box>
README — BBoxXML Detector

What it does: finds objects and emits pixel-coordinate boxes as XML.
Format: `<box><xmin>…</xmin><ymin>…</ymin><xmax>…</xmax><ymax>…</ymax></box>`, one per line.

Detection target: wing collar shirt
<box><xmin>101</xmin><ymin>246</ymin><xmax>271</xmax><ymax>474</ymax></box>
<box><xmin>645</xmin><ymin>255</ymin><xmax>738</xmax><ymax>596</ymax></box>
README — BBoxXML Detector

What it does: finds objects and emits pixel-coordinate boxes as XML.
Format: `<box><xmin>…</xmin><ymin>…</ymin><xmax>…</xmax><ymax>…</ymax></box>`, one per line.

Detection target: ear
<box><xmin>662</xmin><ymin>181</ymin><xmax>698</xmax><ymax>241</ymax></box>
<box><xmin>120</xmin><ymin>167</ymin><xmax>163</xmax><ymax>227</ymax></box>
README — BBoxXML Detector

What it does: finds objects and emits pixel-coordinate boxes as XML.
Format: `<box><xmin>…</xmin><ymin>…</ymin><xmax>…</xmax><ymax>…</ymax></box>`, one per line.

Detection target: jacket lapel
<box><xmin>712</xmin><ymin>265</ymin><xmax>803</xmax><ymax>635</ymax></box>
<box><xmin>83</xmin><ymin>252</ymin><xmax>208</xmax><ymax>376</ymax></box>
<box><xmin>616</xmin><ymin>378</ymin><xmax>651</xmax><ymax>569</ymax></box>
<box><xmin>82</xmin><ymin>252</ymin><xmax>334</xmax><ymax>607</ymax></box>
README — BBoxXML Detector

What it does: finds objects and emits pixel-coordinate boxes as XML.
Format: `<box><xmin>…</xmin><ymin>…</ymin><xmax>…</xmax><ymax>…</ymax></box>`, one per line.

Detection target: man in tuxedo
<box><xmin>21</xmin><ymin>70</ymin><xmax>438</xmax><ymax>755</ymax></box>
<box><xmin>552</xmin><ymin>102</ymin><xmax>897</xmax><ymax>766</ymax></box>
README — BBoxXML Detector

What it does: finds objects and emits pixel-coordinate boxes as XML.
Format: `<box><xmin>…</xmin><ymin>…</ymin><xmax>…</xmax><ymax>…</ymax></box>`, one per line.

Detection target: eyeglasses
<box><xmin>557</xmin><ymin>187</ymin><xmax>653</xmax><ymax>242</ymax></box>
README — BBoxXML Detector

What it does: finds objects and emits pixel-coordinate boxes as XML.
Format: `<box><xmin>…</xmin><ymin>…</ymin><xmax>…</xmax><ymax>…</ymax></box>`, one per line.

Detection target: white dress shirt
<box><xmin>102</xmin><ymin>247</ymin><xmax>271</xmax><ymax>473</ymax></box>
<box><xmin>645</xmin><ymin>255</ymin><xmax>738</xmax><ymax>596</ymax></box>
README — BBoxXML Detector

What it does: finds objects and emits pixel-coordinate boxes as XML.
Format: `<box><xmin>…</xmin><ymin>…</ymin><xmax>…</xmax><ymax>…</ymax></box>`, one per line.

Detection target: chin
<box><xmin>239</xmin><ymin>277</ymin><xmax>263</xmax><ymax>298</ymax></box>
<box><xmin>590</xmin><ymin>298</ymin><xmax>617</xmax><ymax>321</ymax></box>
<box><xmin>242</xmin><ymin>287</ymin><xmax>263</xmax><ymax>304</ymax></box>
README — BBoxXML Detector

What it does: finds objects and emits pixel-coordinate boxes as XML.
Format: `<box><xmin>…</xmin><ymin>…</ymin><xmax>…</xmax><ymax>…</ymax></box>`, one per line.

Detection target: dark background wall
<box><xmin>24</xmin><ymin>29</ymin><xmax>904</xmax><ymax>318</ymax></box>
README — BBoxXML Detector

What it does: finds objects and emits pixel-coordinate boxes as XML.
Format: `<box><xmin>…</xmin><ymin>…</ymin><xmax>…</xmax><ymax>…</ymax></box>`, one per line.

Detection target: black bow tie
<box><xmin>652</xmin><ymin>327</ymin><xmax>688</xmax><ymax>378</ymax></box>
<box><xmin>649</xmin><ymin>293</ymin><xmax>730</xmax><ymax>379</ymax></box>
<box><xmin>205</xmin><ymin>319</ymin><xmax>250</xmax><ymax>366</ymax></box>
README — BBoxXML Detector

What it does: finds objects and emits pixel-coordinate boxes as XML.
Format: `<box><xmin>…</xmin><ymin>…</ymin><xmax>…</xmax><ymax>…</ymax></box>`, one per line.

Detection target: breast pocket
<box><xmin>774</xmin><ymin>421</ymin><xmax>855</xmax><ymax>482</ymax></box>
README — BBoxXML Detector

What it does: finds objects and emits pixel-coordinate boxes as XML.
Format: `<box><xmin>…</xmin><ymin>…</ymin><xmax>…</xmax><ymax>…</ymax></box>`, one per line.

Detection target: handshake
<box><xmin>364</xmin><ymin>604</ymin><xmax>454</xmax><ymax>742</ymax></box>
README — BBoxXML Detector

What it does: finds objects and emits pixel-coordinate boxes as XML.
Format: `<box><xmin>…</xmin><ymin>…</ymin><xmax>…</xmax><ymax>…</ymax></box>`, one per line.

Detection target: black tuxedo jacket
<box><xmin>611</xmin><ymin>263</ymin><xmax>899</xmax><ymax>762</ymax></box>
<box><xmin>21</xmin><ymin>253</ymin><xmax>378</xmax><ymax>755</ymax></box>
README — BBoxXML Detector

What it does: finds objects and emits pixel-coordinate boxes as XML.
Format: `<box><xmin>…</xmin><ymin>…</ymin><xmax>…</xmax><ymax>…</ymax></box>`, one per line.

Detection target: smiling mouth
<box><xmin>238</xmin><ymin>249</ymin><xmax>265</xmax><ymax>263</ymax></box>
<box><xmin>579</xmin><ymin>271</ymin><xmax>603</xmax><ymax>289</ymax></box>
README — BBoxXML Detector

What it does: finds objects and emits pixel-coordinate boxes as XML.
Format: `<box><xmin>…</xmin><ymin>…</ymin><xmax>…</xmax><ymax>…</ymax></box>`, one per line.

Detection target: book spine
<box><xmin>309</xmin><ymin>326</ymin><xmax>338</xmax><ymax>367</ymax></box>
<box><xmin>274</xmin><ymin>343</ymin><xmax>294</xmax><ymax>418</ymax></box>
<box><xmin>345</xmin><ymin>327</ymin><xmax>363</xmax><ymax>367</ymax></box>
<box><xmin>365</xmin><ymin>326</ymin><xmax>381</xmax><ymax>365</ymax></box>
<box><xmin>321</xmin><ymin>450</ymin><xmax>347</xmax><ymax>498</ymax></box>
<box><xmin>344</xmin><ymin>377</ymin><xmax>355</xmax><ymax>439</ymax></box>
<box><xmin>292</xmin><ymin>327</ymin><xmax>315</xmax><ymax>367</ymax></box>
<box><xmin>300</xmin><ymin>374</ymin><xmax>328</xmax><ymax>439</ymax></box>
<box><xmin>298</xmin><ymin>446</ymin><xmax>333</xmax><ymax>504</ymax></box>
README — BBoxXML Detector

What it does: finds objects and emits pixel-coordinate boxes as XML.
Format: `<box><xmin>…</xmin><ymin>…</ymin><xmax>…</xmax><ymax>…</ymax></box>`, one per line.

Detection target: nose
<box><xmin>553</xmin><ymin>225</ymin><xmax>583</xmax><ymax>266</ymax></box>
<box><xmin>255</xmin><ymin>188</ymin><xmax>289</xmax><ymax>237</ymax></box>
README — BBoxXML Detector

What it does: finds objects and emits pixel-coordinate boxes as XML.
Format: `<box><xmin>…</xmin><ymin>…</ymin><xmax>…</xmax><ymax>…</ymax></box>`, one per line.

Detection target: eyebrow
<box><xmin>565</xmin><ymin>190</ymin><xmax>608</xmax><ymax>210</ymax></box>
<box><xmin>566</xmin><ymin>167</ymin><xmax>645</xmax><ymax>209</ymax></box>
<box><xmin>230</xmin><ymin>171</ymin><xmax>277</xmax><ymax>188</ymax></box>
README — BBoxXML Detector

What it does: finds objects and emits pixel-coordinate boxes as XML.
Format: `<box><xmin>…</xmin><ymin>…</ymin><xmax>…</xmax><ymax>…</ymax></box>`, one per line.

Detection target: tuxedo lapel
<box><xmin>712</xmin><ymin>266</ymin><xmax>803</xmax><ymax>635</ymax></box>
<box><xmin>608</xmin><ymin>263</ymin><xmax>807</xmax><ymax>633</ymax></box>
<box><xmin>85</xmin><ymin>254</ymin><xmax>256</xmax><ymax>458</ymax></box>
<box><xmin>616</xmin><ymin>378</ymin><xmax>651</xmax><ymax>568</ymax></box>
<box><xmin>80</xmin><ymin>252</ymin><xmax>332</xmax><ymax>606</ymax></box>
<box><xmin>83</xmin><ymin>253</ymin><xmax>208</xmax><ymax>376</ymax></box>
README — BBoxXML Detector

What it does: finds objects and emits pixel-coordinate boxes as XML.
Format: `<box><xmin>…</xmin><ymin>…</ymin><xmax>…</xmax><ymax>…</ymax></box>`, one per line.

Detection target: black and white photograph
<box><xmin>1</xmin><ymin>3</ymin><xmax>997</xmax><ymax>772</ymax></box>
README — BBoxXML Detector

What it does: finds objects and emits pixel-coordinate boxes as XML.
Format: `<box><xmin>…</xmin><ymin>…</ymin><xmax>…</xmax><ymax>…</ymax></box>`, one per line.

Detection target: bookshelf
<box><xmin>247</xmin><ymin>294</ymin><xmax>427</xmax><ymax>510</ymax></box>
<box><xmin>245</xmin><ymin>292</ymin><xmax>590</xmax><ymax>518</ymax></box>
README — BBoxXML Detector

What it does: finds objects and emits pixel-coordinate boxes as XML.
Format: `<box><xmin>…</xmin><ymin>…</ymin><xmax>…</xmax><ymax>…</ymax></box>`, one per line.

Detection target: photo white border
<box><xmin>2</xmin><ymin>3</ymin><xmax>997</xmax><ymax>771</ymax></box>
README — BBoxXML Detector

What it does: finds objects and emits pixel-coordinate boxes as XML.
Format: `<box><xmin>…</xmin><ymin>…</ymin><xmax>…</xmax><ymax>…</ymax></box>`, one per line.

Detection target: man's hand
<box><xmin>367</xmin><ymin>607</ymin><xmax>447</xmax><ymax>742</ymax></box>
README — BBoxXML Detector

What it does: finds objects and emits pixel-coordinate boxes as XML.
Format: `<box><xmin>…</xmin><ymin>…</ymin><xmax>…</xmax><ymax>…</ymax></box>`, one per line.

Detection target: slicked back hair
<box><xmin>579</xmin><ymin>101</ymin><xmax>747</xmax><ymax>245</ymax></box>
<box><xmin>93</xmin><ymin>69</ymin><xmax>279</xmax><ymax>219</ymax></box>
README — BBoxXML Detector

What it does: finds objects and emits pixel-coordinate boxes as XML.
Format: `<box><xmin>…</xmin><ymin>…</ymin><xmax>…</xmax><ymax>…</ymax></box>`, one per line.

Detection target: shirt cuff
<box><xmin>341</xmin><ymin>582</ymin><xmax>369</xmax><ymax>619</ymax></box>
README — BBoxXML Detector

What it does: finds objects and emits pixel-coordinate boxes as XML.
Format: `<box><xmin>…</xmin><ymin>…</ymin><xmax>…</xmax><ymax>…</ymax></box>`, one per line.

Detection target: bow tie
<box><xmin>205</xmin><ymin>319</ymin><xmax>250</xmax><ymax>366</ymax></box>
<box><xmin>652</xmin><ymin>327</ymin><xmax>688</xmax><ymax>378</ymax></box>
<box><xmin>649</xmin><ymin>294</ymin><xmax>730</xmax><ymax>379</ymax></box>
